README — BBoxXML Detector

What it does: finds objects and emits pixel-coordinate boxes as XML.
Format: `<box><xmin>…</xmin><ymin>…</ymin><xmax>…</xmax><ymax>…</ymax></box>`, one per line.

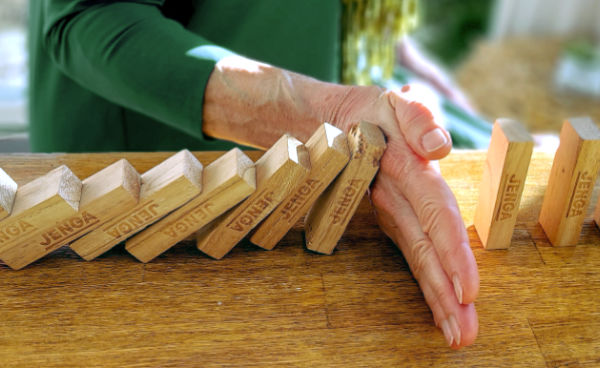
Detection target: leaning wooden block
<box><xmin>126</xmin><ymin>148</ymin><xmax>256</xmax><ymax>263</ymax></box>
<box><xmin>250</xmin><ymin>123</ymin><xmax>350</xmax><ymax>250</ymax></box>
<box><xmin>473</xmin><ymin>119</ymin><xmax>533</xmax><ymax>250</ymax></box>
<box><xmin>305</xmin><ymin>121</ymin><xmax>386</xmax><ymax>255</ymax></box>
<box><xmin>197</xmin><ymin>134</ymin><xmax>311</xmax><ymax>259</ymax></box>
<box><xmin>0</xmin><ymin>166</ymin><xmax>82</xmax><ymax>269</ymax></box>
<box><xmin>70</xmin><ymin>150</ymin><xmax>203</xmax><ymax>260</ymax></box>
<box><xmin>0</xmin><ymin>168</ymin><xmax>18</xmax><ymax>221</ymax></box>
<box><xmin>539</xmin><ymin>117</ymin><xmax>600</xmax><ymax>246</ymax></box>
<box><xmin>0</xmin><ymin>160</ymin><xmax>140</xmax><ymax>269</ymax></box>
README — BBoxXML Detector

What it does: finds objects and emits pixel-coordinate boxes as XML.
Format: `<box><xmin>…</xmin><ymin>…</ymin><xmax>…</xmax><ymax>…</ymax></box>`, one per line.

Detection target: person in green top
<box><xmin>29</xmin><ymin>0</ymin><xmax>479</xmax><ymax>348</ymax></box>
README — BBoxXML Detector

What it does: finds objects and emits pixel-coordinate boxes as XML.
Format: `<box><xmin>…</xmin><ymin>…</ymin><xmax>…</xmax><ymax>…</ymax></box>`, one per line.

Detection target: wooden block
<box><xmin>0</xmin><ymin>159</ymin><xmax>140</xmax><ymax>269</ymax></box>
<box><xmin>539</xmin><ymin>117</ymin><xmax>600</xmax><ymax>246</ymax></box>
<box><xmin>125</xmin><ymin>148</ymin><xmax>256</xmax><ymax>263</ymax></box>
<box><xmin>0</xmin><ymin>168</ymin><xmax>18</xmax><ymax>221</ymax></box>
<box><xmin>305</xmin><ymin>121</ymin><xmax>386</xmax><ymax>255</ymax></box>
<box><xmin>0</xmin><ymin>166</ymin><xmax>82</xmax><ymax>269</ymax></box>
<box><xmin>473</xmin><ymin>119</ymin><xmax>533</xmax><ymax>250</ymax></box>
<box><xmin>250</xmin><ymin>123</ymin><xmax>350</xmax><ymax>250</ymax></box>
<box><xmin>70</xmin><ymin>150</ymin><xmax>203</xmax><ymax>260</ymax></box>
<box><xmin>196</xmin><ymin>134</ymin><xmax>311</xmax><ymax>259</ymax></box>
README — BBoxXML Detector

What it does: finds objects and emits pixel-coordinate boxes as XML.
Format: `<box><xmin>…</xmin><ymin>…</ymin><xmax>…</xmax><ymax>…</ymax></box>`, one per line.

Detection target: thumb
<box><xmin>387</xmin><ymin>84</ymin><xmax>452</xmax><ymax>160</ymax></box>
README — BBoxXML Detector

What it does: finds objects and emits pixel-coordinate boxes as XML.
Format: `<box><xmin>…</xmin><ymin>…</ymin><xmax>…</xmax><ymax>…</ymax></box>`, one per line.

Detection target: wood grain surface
<box><xmin>0</xmin><ymin>150</ymin><xmax>599</xmax><ymax>367</ymax></box>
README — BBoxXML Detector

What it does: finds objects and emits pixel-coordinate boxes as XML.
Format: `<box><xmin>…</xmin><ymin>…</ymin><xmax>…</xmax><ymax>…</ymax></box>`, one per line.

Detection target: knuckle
<box><xmin>370</xmin><ymin>185</ymin><xmax>387</xmax><ymax>209</ymax></box>
<box><xmin>418</xmin><ymin>197</ymin><xmax>454</xmax><ymax>234</ymax></box>
<box><xmin>409</xmin><ymin>237</ymin><xmax>434</xmax><ymax>281</ymax></box>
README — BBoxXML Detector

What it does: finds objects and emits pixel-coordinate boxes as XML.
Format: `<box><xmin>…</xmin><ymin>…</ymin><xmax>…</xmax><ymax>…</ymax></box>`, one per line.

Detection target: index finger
<box><xmin>380</xmin><ymin>143</ymin><xmax>479</xmax><ymax>305</ymax></box>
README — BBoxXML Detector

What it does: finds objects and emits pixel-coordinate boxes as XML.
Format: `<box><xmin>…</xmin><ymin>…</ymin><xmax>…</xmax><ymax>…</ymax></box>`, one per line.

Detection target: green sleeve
<box><xmin>41</xmin><ymin>0</ymin><xmax>235</xmax><ymax>140</ymax></box>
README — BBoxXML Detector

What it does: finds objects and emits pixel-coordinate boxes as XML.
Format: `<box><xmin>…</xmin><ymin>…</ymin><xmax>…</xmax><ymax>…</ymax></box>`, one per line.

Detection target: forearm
<box><xmin>202</xmin><ymin>56</ymin><xmax>363</xmax><ymax>148</ymax></box>
<box><xmin>43</xmin><ymin>1</ymin><xmax>221</xmax><ymax>139</ymax></box>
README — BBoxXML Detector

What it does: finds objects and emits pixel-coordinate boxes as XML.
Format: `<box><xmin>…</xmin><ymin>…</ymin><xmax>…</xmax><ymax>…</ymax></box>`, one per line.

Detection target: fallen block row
<box><xmin>0</xmin><ymin>122</ymin><xmax>386</xmax><ymax>270</ymax></box>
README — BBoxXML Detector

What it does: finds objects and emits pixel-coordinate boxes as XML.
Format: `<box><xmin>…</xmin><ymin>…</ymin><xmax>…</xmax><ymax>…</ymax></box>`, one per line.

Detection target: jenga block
<box><xmin>125</xmin><ymin>148</ymin><xmax>256</xmax><ymax>263</ymax></box>
<box><xmin>473</xmin><ymin>119</ymin><xmax>533</xmax><ymax>250</ymax></box>
<box><xmin>70</xmin><ymin>150</ymin><xmax>203</xmax><ymax>260</ymax></box>
<box><xmin>0</xmin><ymin>160</ymin><xmax>140</xmax><ymax>269</ymax></box>
<box><xmin>539</xmin><ymin>117</ymin><xmax>600</xmax><ymax>246</ymax></box>
<box><xmin>305</xmin><ymin>121</ymin><xmax>386</xmax><ymax>255</ymax></box>
<box><xmin>0</xmin><ymin>168</ymin><xmax>18</xmax><ymax>221</ymax></box>
<box><xmin>196</xmin><ymin>134</ymin><xmax>311</xmax><ymax>259</ymax></box>
<box><xmin>0</xmin><ymin>166</ymin><xmax>82</xmax><ymax>269</ymax></box>
<box><xmin>250</xmin><ymin>123</ymin><xmax>350</xmax><ymax>250</ymax></box>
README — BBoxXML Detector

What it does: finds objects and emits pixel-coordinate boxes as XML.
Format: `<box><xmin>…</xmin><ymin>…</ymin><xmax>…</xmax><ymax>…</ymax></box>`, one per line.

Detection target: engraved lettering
<box><xmin>161</xmin><ymin>202</ymin><xmax>217</xmax><ymax>239</ymax></box>
<box><xmin>281</xmin><ymin>179</ymin><xmax>321</xmax><ymax>221</ymax></box>
<box><xmin>226</xmin><ymin>191</ymin><xmax>275</xmax><ymax>232</ymax></box>
<box><xmin>0</xmin><ymin>220</ymin><xmax>35</xmax><ymax>244</ymax></box>
<box><xmin>104</xmin><ymin>201</ymin><xmax>162</xmax><ymax>239</ymax></box>
<box><xmin>496</xmin><ymin>174</ymin><xmax>523</xmax><ymax>221</ymax></box>
<box><xmin>39</xmin><ymin>211</ymin><xmax>100</xmax><ymax>249</ymax></box>
<box><xmin>567</xmin><ymin>171</ymin><xmax>594</xmax><ymax>218</ymax></box>
<box><xmin>331</xmin><ymin>180</ymin><xmax>364</xmax><ymax>224</ymax></box>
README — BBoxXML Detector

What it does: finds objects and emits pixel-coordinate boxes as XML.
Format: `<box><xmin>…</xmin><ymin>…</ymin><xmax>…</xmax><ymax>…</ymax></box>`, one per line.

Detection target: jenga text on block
<box><xmin>197</xmin><ymin>134</ymin><xmax>311</xmax><ymax>259</ymax></box>
<box><xmin>305</xmin><ymin>121</ymin><xmax>386</xmax><ymax>255</ymax></box>
<box><xmin>250</xmin><ymin>123</ymin><xmax>350</xmax><ymax>250</ymax></box>
<box><xmin>0</xmin><ymin>159</ymin><xmax>140</xmax><ymax>269</ymax></box>
<box><xmin>0</xmin><ymin>166</ymin><xmax>82</xmax><ymax>269</ymax></box>
<box><xmin>473</xmin><ymin>119</ymin><xmax>533</xmax><ymax>250</ymax></box>
<box><xmin>126</xmin><ymin>148</ymin><xmax>256</xmax><ymax>263</ymax></box>
<box><xmin>70</xmin><ymin>150</ymin><xmax>203</xmax><ymax>260</ymax></box>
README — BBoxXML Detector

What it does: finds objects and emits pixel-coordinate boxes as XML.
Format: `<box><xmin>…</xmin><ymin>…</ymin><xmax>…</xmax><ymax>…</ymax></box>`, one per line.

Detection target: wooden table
<box><xmin>0</xmin><ymin>150</ymin><xmax>599</xmax><ymax>367</ymax></box>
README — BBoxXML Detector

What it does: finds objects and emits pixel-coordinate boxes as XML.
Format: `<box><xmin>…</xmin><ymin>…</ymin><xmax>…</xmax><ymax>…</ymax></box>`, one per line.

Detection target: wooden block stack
<box><xmin>250</xmin><ymin>123</ymin><xmax>350</xmax><ymax>250</ymax></box>
<box><xmin>0</xmin><ymin>122</ymin><xmax>387</xmax><ymax>269</ymax></box>
<box><xmin>126</xmin><ymin>148</ymin><xmax>256</xmax><ymax>263</ymax></box>
<box><xmin>196</xmin><ymin>134</ymin><xmax>312</xmax><ymax>259</ymax></box>
<box><xmin>305</xmin><ymin>121</ymin><xmax>386</xmax><ymax>255</ymax></box>
<box><xmin>6</xmin><ymin>115</ymin><xmax>600</xmax><ymax>269</ymax></box>
<box><xmin>70</xmin><ymin>150</ymin><xmax>204</xmax><ymax>260</ymax></box>
<box><xmin>0</xmin><ymin>166</ymin><xmax>82</xmax><ymax>269</ymax></box>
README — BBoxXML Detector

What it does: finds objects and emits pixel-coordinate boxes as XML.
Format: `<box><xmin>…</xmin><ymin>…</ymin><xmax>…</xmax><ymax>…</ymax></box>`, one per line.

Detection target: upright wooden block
<box><xmin>0</xmin><ymin>159</ymin><xmax>140</xmax><ymax>269</ymax></box>
<box><xmin>473</xmin><ymin>119</ymin><xmax>533</xmax><ymax>250</ymax></box>
<box><xmin>70</xmin><ymin>150</ymin><xmax>203</xmax><ymax>260</ymax></box>
<box><xmin>305</xmin><ymin>121</ymin><xmax>386</xmax><ymax>255</ymax></box>
<box><xmin>539</xmin><ymin>117</ymin><xmax>600</xmax><ymax>246</ymax></box>
<box><xmin>250</xmin><ymin>123</ymin><xmax>350</xmax><ymax>250</ymax></box>
<box><xmin>0</xmin><ymin>166</ymin><xmax>82</xmax><ymax>268</ymax></box>
<box><xmin>125</xmin><ymin>148</ymin><xmax>256</xmax><ymax>263</ymax></box>
<box><xmin>0</xmin><ymin>168</ymin><xmax>18</xmax><ymax>221</ymax></box>
<box><xmin>196</xmin><ymin>134</ymin><xmax>311</xmax><ymax>259</ymax></box>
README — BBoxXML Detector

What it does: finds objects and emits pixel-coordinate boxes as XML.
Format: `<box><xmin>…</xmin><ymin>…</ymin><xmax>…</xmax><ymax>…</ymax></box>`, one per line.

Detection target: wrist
<box><xmin>306</xmin><ymin>83</ymin><xmax>386</xmax><ymax>134</ymax></box>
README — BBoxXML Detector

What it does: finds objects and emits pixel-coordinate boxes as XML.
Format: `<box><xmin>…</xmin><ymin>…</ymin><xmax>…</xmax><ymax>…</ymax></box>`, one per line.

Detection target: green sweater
<box><xmin>29</xmin><ymin>0</ymin><xmax>341</xmax><ymax>152</ymax></box>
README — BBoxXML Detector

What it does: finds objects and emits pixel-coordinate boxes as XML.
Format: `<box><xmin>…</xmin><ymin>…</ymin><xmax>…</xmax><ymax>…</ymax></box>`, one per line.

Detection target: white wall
<box><xmin>491</xmin><ymin>0</ymin><xmax>600</xmax><ymax>39</ymax></box>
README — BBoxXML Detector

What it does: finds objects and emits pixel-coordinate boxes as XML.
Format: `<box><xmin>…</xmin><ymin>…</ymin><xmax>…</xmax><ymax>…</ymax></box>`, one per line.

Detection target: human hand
<box><xmin>319</xmin><ymin>84</ymin><xmax>480</xmax><ymax>349</ymax></box>
<box><xmin>202</xmin><ymin>57</ymin><xmax>479</xmax><ymax>347</ymax></box>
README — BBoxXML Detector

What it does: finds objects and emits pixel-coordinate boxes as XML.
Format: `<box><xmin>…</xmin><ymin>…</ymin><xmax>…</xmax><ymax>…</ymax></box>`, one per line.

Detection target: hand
<box><xmin>320</xmin><ymin>85</ymin><xmax>479</xmax><ymax>348</ymax></box>
<box><xmin>202</xmin><ymin>56</ymin><xmax>479</xmax><ymax>348</ymax></box>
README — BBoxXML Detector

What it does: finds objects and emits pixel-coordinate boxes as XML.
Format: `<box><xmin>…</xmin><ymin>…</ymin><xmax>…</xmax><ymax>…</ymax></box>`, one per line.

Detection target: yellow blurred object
<box><xmin>342</xmin><ymin>0</ymin><xmax>419</xmax><ymax>85</ymax></box>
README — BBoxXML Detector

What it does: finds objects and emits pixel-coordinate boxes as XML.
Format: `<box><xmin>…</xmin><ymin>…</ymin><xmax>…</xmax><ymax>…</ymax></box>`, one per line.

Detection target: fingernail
<box><xmin>453</xmin><ymin>274</ymin><xmax>463</xmax><ymax>304</ymax></box>
<box><xmin>448</xmin><ymin>314</ymin><xmax>461</xmax><ymax>346</ymax></box>
<box><xmin>422</xmin><ymin>128</ymin><xmax>448</xmax><ymax>153</ymax></box>
<box><xmin>440</xmin><ymin>319</ymin><xmax>454</xmax><ymax>347</ymax></box>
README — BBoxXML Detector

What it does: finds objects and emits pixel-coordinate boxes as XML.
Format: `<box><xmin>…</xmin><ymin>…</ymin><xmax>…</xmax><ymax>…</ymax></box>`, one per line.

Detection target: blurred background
<box><xmin>0</xmin><ymin>0</ymin><xmax>599</xmax><ymax>152</ymax></box>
